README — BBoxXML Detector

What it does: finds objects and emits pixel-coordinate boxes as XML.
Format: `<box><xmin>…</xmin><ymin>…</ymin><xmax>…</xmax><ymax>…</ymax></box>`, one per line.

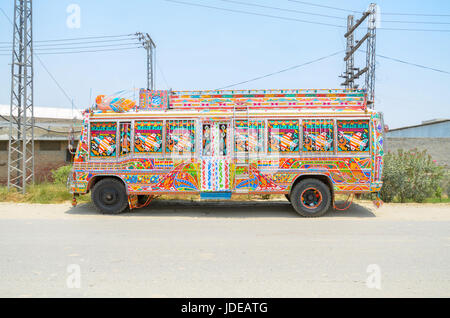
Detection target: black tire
<box><xmin>91</xmin><ymin>178</ymin><xmax>128</xmax><ymax>214</ymax></box>
<box><xmin>290</xmin><ymin>178</ymin><xmax>331</xmax><ymax>217</ymax></box>
<box><xmin>285</xmin><ymin>194</ymin><xmax>291</xmax><ymax>202</ymax></box>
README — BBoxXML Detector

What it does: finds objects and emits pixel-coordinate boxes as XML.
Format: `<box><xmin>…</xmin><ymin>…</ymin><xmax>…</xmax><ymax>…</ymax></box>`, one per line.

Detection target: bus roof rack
<box><xmin>139</xmin><ymin>88</ymin><xmax>367</xmax><ymax>111</ymax></box>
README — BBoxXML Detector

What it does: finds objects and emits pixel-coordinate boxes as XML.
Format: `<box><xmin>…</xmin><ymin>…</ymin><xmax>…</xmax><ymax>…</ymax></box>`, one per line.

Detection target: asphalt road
<box><xmin>0</xmin><ymin>200</ymin><xmax>449</xmax><ymax>297</ymax></box>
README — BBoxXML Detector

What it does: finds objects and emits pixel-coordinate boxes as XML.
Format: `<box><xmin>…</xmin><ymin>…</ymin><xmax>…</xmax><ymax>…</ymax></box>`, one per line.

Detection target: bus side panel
<box><xmin>116</xmin><ymin>158</ymin><xmax>200</xmax><ymax>194</ymax></box>
<box><xmin>370</xmin><ymin>112</ymin><xmax>384</xmax><ymax>192</ymax></box>
<box><xmin>277</xmin><ymin>157</ymin><xmax>371</xmax><ymax>193</ymax></box>
<box><xmin>72</xmin><ymin>158</ymin><xmax>202</xmax><ymax>195</ymax></box>
<box><xmin>231</xmin><ymin>157</ymin><xmax>372</xmax><ymax>194</ymax></box>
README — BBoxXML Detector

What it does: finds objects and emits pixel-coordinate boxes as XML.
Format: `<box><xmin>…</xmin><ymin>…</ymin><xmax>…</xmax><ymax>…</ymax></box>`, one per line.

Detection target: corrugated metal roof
<box><xmin>387</xmin><ymin>119</ymin><xmax>450</xmax><ymax>138</ymax></box>
<box><xmin>388</xmin><ymin>119</ymin><xmax>449</xmax><ymax>132</ymax></box>
<box><xmin>0</xmin><ymin>115</ymin><xmax>82</xmax><ymax>141</ymax></box>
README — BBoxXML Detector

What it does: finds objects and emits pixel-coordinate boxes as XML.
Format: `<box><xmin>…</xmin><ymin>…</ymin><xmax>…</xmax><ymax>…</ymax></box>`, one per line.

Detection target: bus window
<box><xmin>337</xmin><ymin>120</ymin><xmax>370</xmax><ymax>152</ymax></box>
<box><xmin>134</xmin><ymin>120</ymin><xmax>163</xmax><ymax>153</ymax></box>
<box><xmin>90</xmin><ymin>122</ymin><xmax>117</xmax><ymax>158</ymax></box>
<box><xmin>235</xmin><ymin>120</ymin><xmax>264</xmax><ymax>153</ymax></box>
<box><xmin>166</xmin><ymin>120</ymin><xmax>195</xmax><ymax>154</ymax></box>
<box><xmin>219</xmin><ymin>123</ymin><xmax>227</xmax><ymax>156</ymax></box>
<box><xmin>202</xmin><ymin>122</ymin><xmax>228</xmax><ymax>157</ymax></box>
<box><xmin>302</xmin><ymin>119</ymin><xmax>334</xmax><ymax>152</ymax></box>
<box><xmin>202</xmin><ymin>123</ymin><xmax>212</xmax><ymax>156</ymax></box>
<box><xmin>119</xmin><ymin>122</ymin><xmax>131</xmax><ymax>156</ymax></box>
<box><xmin>268</xmin><ymin>120</ymin><xmax>299</xmax><ymax>153</ymax></box>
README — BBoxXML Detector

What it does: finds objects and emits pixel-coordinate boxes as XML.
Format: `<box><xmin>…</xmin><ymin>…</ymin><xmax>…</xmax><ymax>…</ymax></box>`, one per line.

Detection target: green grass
<box><xmin>0</xmin><ymin>184</ymin><xmax>90</xmax><ymax>204</ymax></box>
<box><xmin>0</xmin><ymin>184</ymin><xmax>448</xmax><ymax>204</ymax></box>
<box><xmin>423</xmin><ymin>196</ymin><xmax>450</xmax><ymax>203</ymax></box>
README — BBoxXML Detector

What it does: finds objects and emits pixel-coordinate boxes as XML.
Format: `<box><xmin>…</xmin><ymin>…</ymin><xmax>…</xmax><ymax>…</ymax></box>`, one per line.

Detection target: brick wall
<box><xmin>386</xmin><ymin>138</ymin><xmax>450</xmax><ymax>168</ymax></box>
<box><xmin>0</xmin><ymin>140</ymin><xmax>70</xmax><ymax>184</ymax></box>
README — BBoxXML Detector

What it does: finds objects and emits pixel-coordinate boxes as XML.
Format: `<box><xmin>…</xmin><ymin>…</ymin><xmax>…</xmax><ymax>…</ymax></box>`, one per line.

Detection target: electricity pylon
<box><xmin>136</xmin><ymin>32</ymin><xmax>156</xmax><ymax>90</ymax></box>
<box><xmin>7</xmin><ymin>0</ymin><xmax>34</xmax><ymax>193</ymax></box>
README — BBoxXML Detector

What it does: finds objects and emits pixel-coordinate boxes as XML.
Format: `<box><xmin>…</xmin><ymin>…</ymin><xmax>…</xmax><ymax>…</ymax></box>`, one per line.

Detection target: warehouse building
<box><xmin>0</xmin><ymin>106</ymin><xmax>81</xmax><ymax>184</ymax></box>
<box><xmin>386</xmin><ymin>119</ymin><xmax>450</xmax><ymax>168</ymax></box>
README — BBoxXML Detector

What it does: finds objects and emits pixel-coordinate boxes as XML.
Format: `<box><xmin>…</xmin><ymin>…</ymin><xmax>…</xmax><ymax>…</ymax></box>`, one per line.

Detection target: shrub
<box><xmin>51</xmin><ymin>165</ymin><xmax>73</xmax><ymax>184</ymax></box>
<box><xmin>441</xmin><ymin>171</ymin><xmax>450</xmax><ymax>197</ymax></box>
<box><xmin>380</xmin><ymin>149</ymin><xmax>444</xmax><ymax>203</ymax></box>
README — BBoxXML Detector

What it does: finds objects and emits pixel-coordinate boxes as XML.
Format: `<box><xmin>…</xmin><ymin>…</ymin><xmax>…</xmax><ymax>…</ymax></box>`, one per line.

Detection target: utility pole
<box><xmin>341</xmin><ymin>15</ymin><xmax>356</xmax><ymax>89</ymax></box>
<box><xmin>365</xmin><ymin>3</ymin><xmax>377</xmax><ymax>105</ymax></box>
<box><xmin>136</xmin><ymin>32</ymin><xmax>156</xmax><ymax>90</ymax></box>
<box><xmin>340</xmin><ymin>3</ymin><xmax>377</xmax><ymax>107</ymax></box>
<box><xmin>7</xmin><ymin>0</ymin><xmax>34</xmax><ymax>194</ymax></box>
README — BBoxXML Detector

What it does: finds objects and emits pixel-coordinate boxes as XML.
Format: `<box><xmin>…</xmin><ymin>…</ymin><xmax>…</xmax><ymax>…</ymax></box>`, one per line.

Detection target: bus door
<box><xmin>200</xmin><ymin>120</ymin><xmax>232</xmax><ymax>198</ymax></box>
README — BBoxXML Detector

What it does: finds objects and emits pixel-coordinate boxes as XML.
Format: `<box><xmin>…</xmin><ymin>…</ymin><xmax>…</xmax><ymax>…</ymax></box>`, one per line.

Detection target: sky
<box><xmin>0</xmin><ymin>0</ymin><xmax>449</xmax><ymax>129</ymax></box>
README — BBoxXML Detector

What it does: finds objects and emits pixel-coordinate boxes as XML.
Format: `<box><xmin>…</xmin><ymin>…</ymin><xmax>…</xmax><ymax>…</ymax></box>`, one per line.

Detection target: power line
<box><xmin>34</xmin><ymin>54</ymin><xmax>81</xmax><ymax>111</ymax></box>
<box><xmin>0</xmin><ymin>46</ymin><xmax>141</xmax><ymax>56</ymax></box>
<box><xmin>166</xmin><ymin>0</ymin><xmax>450</xmax><ymax>32</ymax></box>
<box><xmin>0</xmin><ymin>32</ymin><xmax>135</xmax><ymax>44</ymax></box>
<box><xmin>216</xmin><ymin>49</ymin><xmax>450</xmax><ymax>91</ymax></box>
<box><xmin>216</xmin><ymin>50</ymin><xmax>343</xmax><ymax>89</ymax></box>
<box><xmin>288</xmin><ymin>0</ymin><xmax>360</xmax><ymax>14</ymax></box>
<box><xmin>382</xmin><ymin>20</ymin><xmax>450</xmax><ymax>25</ymax></box>
<box><xmin>0</xmin><ymin>37</ymin><xmax>139</xmax><ymax>49</ymax></box>
<box><xmin>156</xmin><ymin>60</ymin><xmax>171</xmax><ymax>89</ymax></box>
<box><xmin>0</xmin><ymin>114</ymin><xmax>81</xmax><ymax>134</ymax></box>
<box><xmin>382</xmin><ymin>12</ymin><xmax>450</xmax><ymax>17</ymax></box>
<box><xmin>0</xmin><ymin>42</ymin><xmax>140</xmax><ymax>52</ymax></box>
<box><xmin>34</xmin><ymin>42</ymin><xmax>140</xmax><ymax>51</ymax></box>
<box><xmin>376</xmin><ymin>53</ymin><xmax>450</xmax><ymax>75</ymax></box>
<box><xmin>288</xmin><ymin>0</ymin><xmax>450</xmax><ymax>17</ymax></box>
<box><xmin>217</xmin><ymin>0</ymin><xmax>345</xmax><ymax>20</ymax></box>
<box><xmin>379</xmin><ymin>27</ymin><xmax>450</xmax><ymax>32</ymax></box>
<box><xmin>219</xmin><ymin>0</ymin><xmax>450</xmax><ymax>25</ymax></box>
<box><xmin>165</xmin><ymin>0</ymin><xmax>344</xmax><ymax>28</ymax></box>
<box><xmin>34</xmin><ymin>34</ymin><xmax>135</xmax><ymax>43</ymax></box>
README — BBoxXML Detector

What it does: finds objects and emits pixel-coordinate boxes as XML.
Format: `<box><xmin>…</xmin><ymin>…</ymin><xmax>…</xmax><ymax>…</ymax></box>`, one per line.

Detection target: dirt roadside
<box><xmin>0</xmin><ymin>200</ymin><xmax>449</xmax><ymax>220</ymax></box>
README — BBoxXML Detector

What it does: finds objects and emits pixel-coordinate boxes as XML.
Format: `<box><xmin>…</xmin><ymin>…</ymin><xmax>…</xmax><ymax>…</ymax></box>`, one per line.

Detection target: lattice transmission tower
<box><xmin>7</xmin><ymin>0</ymin><xmax>34</xmax><ymax>193</ymax></box>
<box><xmin>340</xmin><ymin>3</ymin><xmax>377</xmax><ymax>107</ymax></box>
<box><xmin>136</xmin><ymin>32</ymin><xmax>156</xmax><ymax>90</ymax></box>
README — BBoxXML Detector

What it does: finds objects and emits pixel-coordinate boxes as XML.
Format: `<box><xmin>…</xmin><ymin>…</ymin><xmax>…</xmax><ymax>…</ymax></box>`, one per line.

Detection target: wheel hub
<box><xmin>300</xmin><ymin>188</ymin><xmax>322</xmax><ymax>209</ymax></box>
<box><xmin>101</xmin><ymin>187</ymin><xmax>118</xmax><ymax>205</ymax></box>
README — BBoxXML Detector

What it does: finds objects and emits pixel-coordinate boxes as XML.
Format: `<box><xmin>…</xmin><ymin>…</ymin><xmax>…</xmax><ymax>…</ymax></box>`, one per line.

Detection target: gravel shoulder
<box><xmin>0</xmin><ymin>200</ymin><xmax>449</xmax><ymax>220</ymax></box>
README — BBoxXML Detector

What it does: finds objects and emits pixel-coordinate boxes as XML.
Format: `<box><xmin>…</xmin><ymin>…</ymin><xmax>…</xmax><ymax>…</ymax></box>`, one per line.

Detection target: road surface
<box><xmin>0</xmin><ymin>200</ymin><xmax>449</xmax><ymax>297</ymax></box>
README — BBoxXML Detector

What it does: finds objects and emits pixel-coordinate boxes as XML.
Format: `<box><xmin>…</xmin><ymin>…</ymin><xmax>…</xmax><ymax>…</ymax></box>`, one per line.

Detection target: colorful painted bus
<box><xmin>69</xmin><ymin>88</ymin><xmax>385</xmax><ymax>217</ymax></box>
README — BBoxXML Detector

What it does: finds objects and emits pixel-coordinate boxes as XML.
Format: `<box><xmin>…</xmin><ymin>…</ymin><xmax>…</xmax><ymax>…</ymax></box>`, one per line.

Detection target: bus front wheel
<box><xmin>290</xmin><ymin>178</ymin><xmax>331</xmax><ymax>217</ymax></box>
<box><xmin>91</xmin><ymin>178</ymin><xmax>128</xmax><ymax>214</ymax></box>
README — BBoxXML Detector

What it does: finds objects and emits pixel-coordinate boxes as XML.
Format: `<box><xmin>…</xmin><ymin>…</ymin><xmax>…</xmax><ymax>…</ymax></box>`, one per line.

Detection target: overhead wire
<box><xmin>165</xmin><ymin>0</ymin><xmax>344</xmax><ymax>28</ymax></box>
<box><xmin>217</xmin><ymin>0</ymin><xmax>345</xmax><ymax>20</ymax></box>
<box><xmin>165</xmin><ymin>0</ymin><xmax>450</xmax><ymax>32</ymax></box>
<box><xmin>216</xmin><ymin>50</ymin><xmax>344</xmax><ymax>89</ymax></box>
<box><xmin>0</xmin><ymin>37</ymin><xmax>139</xmax><ymax>49</ymax></box>
<box><xmin>0</xmin><ymin>114</ymin><xmax>81</xmax><ymax>134</ymax></box>
<box><xmin>0</xmin><ymin>42</ymin><xmax>141</xmax><ymax>52</ymax></box>
<box><xmin>218</xmin><ymin>0</ymin><xmax>450</xmax><ymax>25</ymax></box>
<box><xmin>288</xmin><ymin>0</ymin><xmax>450</xmax><ymax>17</ymax></box>
<box><xmin>375</xmin><ymin>54</ymin><xmax>450</xmax><ymax>75</ymax></box>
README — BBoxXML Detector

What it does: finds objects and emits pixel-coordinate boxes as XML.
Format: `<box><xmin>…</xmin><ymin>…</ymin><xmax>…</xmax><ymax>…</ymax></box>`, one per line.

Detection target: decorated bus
<box><xmin>69</xmin><ymin>88</ymin><xmax>385</xmax><ymax>217</ymax></box>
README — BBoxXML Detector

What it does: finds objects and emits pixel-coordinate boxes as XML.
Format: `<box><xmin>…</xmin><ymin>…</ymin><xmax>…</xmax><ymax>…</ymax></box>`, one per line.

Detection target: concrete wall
<box><xmin>0</xmin><ymin>140</ymin><xmax>72</xmax><ymax>184</ymax></box>
<box><xmin>386</xmin><ymin>137</ymin><xmax>450</xmax><ymax>168</ymax></box>
<box><xmin>387</xmin><ymin>121</ymin><xmax>450</xmax><ymax>138</ymax></box>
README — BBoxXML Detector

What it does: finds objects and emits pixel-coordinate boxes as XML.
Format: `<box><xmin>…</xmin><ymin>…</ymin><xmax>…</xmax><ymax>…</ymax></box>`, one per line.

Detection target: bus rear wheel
<box><xmin>290</xmin><ymin>178</ymin><xmax>331</xmax><ymax>217</ymax></box>
<box><xmin>91</xmin><ymin>178</ymin><xmax>128</xmax><ymax>214</ymax></box>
